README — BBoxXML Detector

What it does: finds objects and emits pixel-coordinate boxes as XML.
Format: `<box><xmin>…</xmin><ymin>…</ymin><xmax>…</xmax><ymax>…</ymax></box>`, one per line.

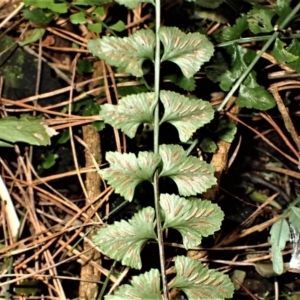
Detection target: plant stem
<box><xmin>217</xmin><ymin>2</ymin><xmax>300</xmax><ymax>112</ymax></box>
<box><xmin>153</xmin><ymin>1</ymin><xmax>169</xmax><ymax>300</ymax></box>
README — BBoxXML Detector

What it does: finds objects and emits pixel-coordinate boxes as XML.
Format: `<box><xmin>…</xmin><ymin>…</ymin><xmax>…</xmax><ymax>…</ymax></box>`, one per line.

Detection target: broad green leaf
<box><xmin>109</xmin><ymin>20</ymin><xmax>126</xmax><ymax>32</ymax></box>
<box><xmin>93</xmin><ymin>7</ymin><xmax>105</xmax><ymax>16</ymax></box>
<box><xmin>215</xmin><ymin>16</ymin><xmax>248</xmax><ymax>42</ymax></box>
<box><xmin>270</xmin><ymin>218</ymin><xmax>290</xmax><ymax>274</ymax></box>
<box><xmin>70</xmin><ymin>12</ymin><xmax>86</xmax><ymax>24</ymax></box>
<box><xmin>160</xmin><ymin>91</ymin><xmax>214</xmax><ymax>142</ymax></box>
<box><xmin>286</xmin><ymin>39</ymin><xmax>300</xmax><ymax>73</ymax></box>
<box><xmin>215</xmin><ymin>119</ymin><xmax>237</xmax><ymax>143</ymax></box>
<box><xmin>88</xmin><ymin>23</ymin><xmax>102</xmax><ymax>34</ymax></box>
<box><xmin>0</xmin><ymin>141</ymin><xmax>13</xmax><ymax>147</ymax></box>
<box><xmin>159</xmin><ymin>144</ymin><xmax>217</xmax><ymax>197</ymax></box>
<box><xmin>100</xmin><ymin>92</ymin><xmax>157</xmax><ymax>138</ymax></box>
<box><xmin>23</xmin><ymin>8</ymin><xmax>53</xmax><ymax>25</ymax></box>
<box><xmin>290</xmin><ymin>206</ymin><xmax>300</xmax><ymax>232</ymax></box>
<box><xmin>185</xmin><ymin>0</ymin><xmax>224</xmax><ymax>8</ymax></box>
<box><xmin>24</xmin><ymin>0</ymin><xmax>67</xmax><ymax>13</ymax></box>
<box><xmin>159</xmin><ymin>27</ymin><xmax>214</xmax><ymax>79</ymax></box>
<box><xmin>0</xmin><ymin>117</ymin><xmax>57</xmax><ymax>146</ymax></box>
<box><xmin>93</xmin><ymin>207</ymin><xmax>156</xmax><ymax>269</ymax></box>
<box><xmin>271</xmin><ymin>38</ymin><xmax>298</xmax><ymax>63</ymax></box>
<box><xmin>161</xmin><ymin>194</ymin><xmax>224</xmax><ymax>248</ymax></box>
<box><xmin>170</xmin><ymin>256</ymin><xmax>234</xmax><ymax>299</ymax></box>
<box><xmin>276</xmin><ymin>0</ymin><xmax>292</xmax><ymax>24</ymax></box>
<box><xmin>236</xmin><ymin>83</ymin><xmax>275</xmax><ymax>110</ymax></box>
<box><xmin>105</xmin><ymin>269</ymin><xmax>161</xmax><ymax>300</ymax></box>
<box><xmin>100</xmin><ymin>151</ymin><xmax>161</xmax><ymax>201</ymax></box>
<box><xmin>19</xmin><ymin>28</ymin><xmax>46</xmax><ymax>46</ymax></box>
<box><xmin>247</xmin><ymin>6</ymin><xmax>275</xmax><ymax>34</ymax></box>
<box><xmin>200</xmin><ymin>137</ymin><xmax>217</xmax><ymax>153</ymax></box>
<box><xmin>219</xmin><ymin>45</ymin><xmax>255</xmax><ymax>91</ymax></box>
<box><xmin>88</xmin><ymin>29</ymin><xmax>155</xmax><ymax>77</ymax></box>
<box><xmin>115</xmin><ymin>0</ymin><xmax>154</xmax><ymax>9</ymax></box>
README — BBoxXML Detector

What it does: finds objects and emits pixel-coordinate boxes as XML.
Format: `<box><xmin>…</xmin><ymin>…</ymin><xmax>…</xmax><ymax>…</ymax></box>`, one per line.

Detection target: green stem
<box><xmin>217</xmin><ymin>2</ymin><xmax>300</xmax><ymax>112</ymax></box>
<box><xmin>153</xmin><ymin>1</ymin><xmax>169</xmax><ymax>300</ymax></box>
<box><xmin>217</xmin><ymin>33</ymin><xmax>300</xmax><ymax>48</ymax></box>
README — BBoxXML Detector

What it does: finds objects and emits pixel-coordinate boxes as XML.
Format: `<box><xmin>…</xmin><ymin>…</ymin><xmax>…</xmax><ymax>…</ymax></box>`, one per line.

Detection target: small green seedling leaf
<box><xmin>77</xmin><ymin>59</ymin><xmax>94</xmax><ymax>74</ymax></box>
<box><xmin>271</xmin><ymin>38</ymin><xmax>298</xmax><ymax>63</ymax></box>
<box><xmin>0</xmin><ymin>117</ymin><xmax>57</xmax><ymax>146</ymax></box>
<box><xmin>115</xmin><ymin>0</ymin><xmax>154</xmax><ymax>9</ymax></box>
<box><xmin>100</xmin><ymin>151</ymin><xmax>161</xmax><ymax>201</ymax></box>
<box><xmin>159</xmin><ymin>144</ymin><xmax>217</xmax><ymax>197</ymax></box>
<box><xmin>215</xmin><ymin>119</ymin><xmax>237</xmax><ymax>143</ymax></box>
<box><xmin>286</xmin><ymin>39</ymin><xmax>300</xmax><ymax>73</ymax></box>
<box><xmin>290</xmin><ymin>206</ymin><xmax>300</xmax><ymax>232</ymax></box>
<box><xmin>270</xmin><ymin>218</ymin><xmax>290</xmax><ymax>274</ymax></box>
<box><xmin>160</xmin><ymin>91</ymin><xmax>214</xmax><ymax>142</ymax></box>
<box><xmin>24</xmin><ymin>0</ymin><xmax>67</xmax><ymax>13</ymax></box>
<box><xmin>88</xmin><ymin>23</ymin><xmax>102</xmax><ymax>34</ymax></box>
<box><xmin>161</xmin><ymin>194</ymin><xmax>224</xmax><ymax>248</ymax></box>
<box><xmin>74</xmin><ymin>0</ymin><xmax>110</xmax><ymax>5</ymax></box>
<box><xmin>185</xmin><ymin>0</ymin><xmax>224</xmax><ymax>9</ymax></box>
<box><xmin>109</xmin><ymin>20</ymin><xmax>126</xmax><ymax>32</ymax></box>
<box><xmin>159</xmin><ymin>27</ymin><xmax>214</xmax><ymax>79</ymax></box>
<box><xmin>70</xmin><ymin>12</ymin><xmax>86</xmax><ymax>24</ymax></box>
<box><xmin>23</xmin><ymin>8</ymin><xmax>53</xmax><ymax>25</ymax></box>
<box><xmin>165</xmin><ymin>74</ymin><xmax>196</xmax><ymax>92</ymax></box>
<box><xmin>215</xmin><ymin>15</ymin><xmax>248</xmax><ymax>42</ymax></box>
<box><xmin>88</xmin><ymin>29</ymin><xmax>155</xmax><ymax>77</ymax></box>
<box><xmin>20</xmin><ymin>28</ymin><xmax>46</xmax><ymax>46</ymax></box>
<box><xmin>200</xmin><ymin>137</ymin><xmax>217</xmax><ymax>153</ymax></box>
<box><xmin>93</xmin><ymin>207</ymin><xmax>157</xmax><ymax>269</ymax></box>
<box><xmin>100</xmin><ymin>92</ymin><xmax>157</xmax><ymax>138</ymax></box>
<box><xmin>170</xmin><ymin>256</ymin><xmax>234</xmax><ymax>299</ymax></box>
<box><xmin>247</xmin><ymin>6</ymin><xmax>274</xmax><ymax>34</ymax></box>
<box><xmin>105</xmin><ymin>269</ymin><xmax>161</xmax><ymax>300</ymax></box>
<box><xmin>42</xmin><ymin>153</ymin><xmax>58</xmax><ymax>169</ymax></box>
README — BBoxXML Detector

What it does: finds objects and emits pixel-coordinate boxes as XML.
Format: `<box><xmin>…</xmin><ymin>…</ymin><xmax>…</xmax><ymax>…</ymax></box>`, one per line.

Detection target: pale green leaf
<box><xmin>270</xmin><ymin>218</ymin><xmax>290</xmax><ymax>274</ymax></box>
<box><xmin>271</xmin><ymin>245</ymin><xmax>285</xmax><ymax>275</ymax></box>
<box><xmin>271</xmin><ymin>38</ymin><xmax>298</xmax><ymax>63</ymax></box>
<box><xmin>159</xmin><ymin>27</ymin><xmax>214</xmax><ymax>78</ymax></box>
<box><xmin>93</xmin><ymin>207</ymin><xmax>156</xmax><ymax>269</ymax></box>
<box><xmin>159</xmin><ymin>144</ymin><xmax>216</xmax><ymax>196</ymax></box>
<box><xmin>115</xmin><ymin>0</ymin><xmax>154</xmax><ymax>9</ymax></box>
<box><xmin>100</xmin><ymin>151</ymin><xmax>161</xmax><ymax>201</ymax></box>
<box><xmin>290</xmin><ymin>206</ymin><xmax>300</xmax><ymax>232</ymax></box>
<box><xmin>161</xmin><ymin>194</ymin><xmax>224</xmax><ymax>248</ymax></box>
<box><xmin>70</xmin><ymin>12</ymin><xmax>86</xmax><ymax>24</ymax></box>
<box><xmin>100</xmin><ymin>92</ymin><xmax>157</xmax><ymax>138</ymax></box>
<box><xmin>170</xmin><ymin>256</ymin><xmax>234</xmax><ymax>299</ymax></box>
<box><xmin>105</xmin><ymin>269</ymin><xmax>161</xmax><ymax>300</ymax></box>
<box><xmin>87</xmin><ymin>29</ymin><xmax>155</xmax><ymax>77</ymax></box>
<box><xmin>160</xmin><ymin>91</ymin><xmax>214</xmax><ymax>142</ymax></box>
<box><xmin>236</xmin><ymin>84</ymin><xmax>275</xmax><ymax>110</ymax></box>
<box><xmin>247</xmin><ymin>6</ymin><xmax>275</xmax><ymax>34</ymax></box>
<box><xmin>20</xmin><ymin>28</ymin><xmax>46</xmax><ymax>46</ymax></box>
<box><xmin>0</xmin><ymin>117</ymin><xmax>57</xmax><ymax>146</ymax></box>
